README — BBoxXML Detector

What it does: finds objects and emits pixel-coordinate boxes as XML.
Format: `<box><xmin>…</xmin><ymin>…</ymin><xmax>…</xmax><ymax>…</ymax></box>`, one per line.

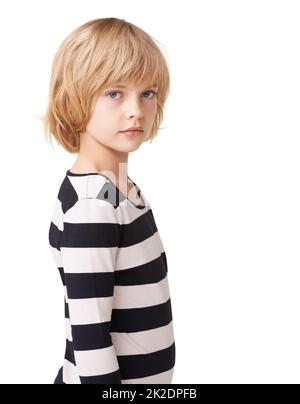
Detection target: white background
<box><xmin>0</xmin><ymin>0</ymin><xmax>299</xmax><ymax>384</ymax></box>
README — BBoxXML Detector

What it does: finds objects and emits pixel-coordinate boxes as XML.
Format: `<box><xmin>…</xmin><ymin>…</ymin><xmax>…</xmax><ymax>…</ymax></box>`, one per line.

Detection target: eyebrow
<box><xmin>107</xmin><ymin>84</ymin><xmax>158</xmax><ymax>89</ymax></box>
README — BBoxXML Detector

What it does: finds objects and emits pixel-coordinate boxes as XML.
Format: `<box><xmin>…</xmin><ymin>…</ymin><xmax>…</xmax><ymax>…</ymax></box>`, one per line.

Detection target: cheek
<box><xmin>146</xmin><ymin>102</ymin><xmax>157</xmax><ymax>119</ymax></box>
<box><xmin>87</xmin><ymin>103</ymin><xmax>115</xmax><ymax>132</ymax></box>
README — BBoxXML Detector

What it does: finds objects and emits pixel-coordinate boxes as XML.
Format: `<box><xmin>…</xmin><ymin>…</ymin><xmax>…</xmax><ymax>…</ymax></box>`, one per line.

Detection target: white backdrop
<box><xmin>0</xmin><ymin>0</ymin><xmax>299</xmax><ymax>384</ymax></box>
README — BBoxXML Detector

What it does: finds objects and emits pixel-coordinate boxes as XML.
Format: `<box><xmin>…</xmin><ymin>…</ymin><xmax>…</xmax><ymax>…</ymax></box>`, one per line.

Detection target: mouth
<box><xmin>120</xmin><ymin>130</ymin><xmax>144</xmax><ymax>137</ymax></box>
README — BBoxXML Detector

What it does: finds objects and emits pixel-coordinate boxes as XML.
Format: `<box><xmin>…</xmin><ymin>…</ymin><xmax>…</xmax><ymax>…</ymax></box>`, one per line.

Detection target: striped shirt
<box><xmin>49</xmin><ymin>170</ymin><xmax>176</xmax><ymax>384</ymax></box>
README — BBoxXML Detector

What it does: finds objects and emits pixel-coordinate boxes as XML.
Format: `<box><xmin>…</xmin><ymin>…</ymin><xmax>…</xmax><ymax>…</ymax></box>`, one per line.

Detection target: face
<box><xmin>84</xmin><ymin>80</ymin><xmax>158</xmax><ymax>153</ymax></box>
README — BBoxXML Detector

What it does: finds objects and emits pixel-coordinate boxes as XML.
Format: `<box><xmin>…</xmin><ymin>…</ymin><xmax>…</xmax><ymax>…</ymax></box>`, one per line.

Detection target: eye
<box><xmin>106</xmin><ymin>91</ymin><xmax>121</xmax><ymax>99</ymax></box>
<box><xmin>105</xmin><ymin>89</ymin><xmax>157</xmax><ymax>100</ymax></box>
<box><xmin>143</xmin><ymin>90</ymin><xmax>157</xmax><ymax>99</ymax></box>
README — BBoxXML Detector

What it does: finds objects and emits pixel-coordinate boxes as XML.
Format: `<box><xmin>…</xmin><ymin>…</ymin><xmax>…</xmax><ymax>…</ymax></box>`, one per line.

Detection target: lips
<box><xmin>121</xmin><ymin>130</ymin><xmax>143</xmax><ymax>137</ymax></box>
<box><xmin>120</xmin><ymin>126</ymin><xmax>144</xmax><ymax>132</ymax></box>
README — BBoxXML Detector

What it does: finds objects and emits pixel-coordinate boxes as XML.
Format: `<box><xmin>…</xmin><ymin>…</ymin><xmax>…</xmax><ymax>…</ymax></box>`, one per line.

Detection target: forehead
<box><xmin>106</xmin><ymin>81</ymin><xmax>158</xmax><ymax>89</ymax></box>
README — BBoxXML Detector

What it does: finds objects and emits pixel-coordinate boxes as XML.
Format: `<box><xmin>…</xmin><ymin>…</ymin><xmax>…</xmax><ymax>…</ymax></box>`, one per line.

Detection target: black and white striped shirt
<box><xmin>49</xmin><ymin>170</ymin><xmax>176</xmax><ymax>384</ymax></box>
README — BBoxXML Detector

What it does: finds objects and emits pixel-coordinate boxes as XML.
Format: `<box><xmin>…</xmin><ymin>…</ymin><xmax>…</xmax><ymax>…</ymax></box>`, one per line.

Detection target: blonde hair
<box><xmin>41</xmin><ymin>17</ymin><xmax>170</xmax><ymax>153</ymax></box>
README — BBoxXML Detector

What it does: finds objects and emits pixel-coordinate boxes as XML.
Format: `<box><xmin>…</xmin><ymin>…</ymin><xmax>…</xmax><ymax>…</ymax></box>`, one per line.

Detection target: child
<box><xmin>43</xmin><ymin>17</ymin><xmax>175</xmax><ymax>384</ymax></box>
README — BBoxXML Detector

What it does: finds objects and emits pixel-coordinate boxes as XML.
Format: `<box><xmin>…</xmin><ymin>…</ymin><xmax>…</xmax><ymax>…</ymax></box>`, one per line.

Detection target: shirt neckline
<box><xmin>66</xmin><ymin>169</ymin><xmax>146</xmax><ymax>209</ymax></box>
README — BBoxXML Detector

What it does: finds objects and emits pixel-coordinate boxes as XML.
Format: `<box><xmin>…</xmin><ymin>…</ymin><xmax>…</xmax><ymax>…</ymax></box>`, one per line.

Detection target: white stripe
<box><xmin>63</xmin><ymin>359</ymin><xmax>81</xmax><ymax>384</ymax></box>
<box><xmin>122</xmin><ymin>367</ymin><xmax>174</xmax><ymax>384</ymax></box>
<box><xmin>65</xmin><ymin>317</ymin><xmax>72</xmax><ymax>341</ymax></box>
<box><xmin>64</xmin><ymin>195</ymin><xmax>151</xmax><ymax>225</ymax></box>
<box><xmin>74</xmin><ymin>345</ymin><xmax>119</xmax><ymax>377</ymax></box>
<box><xmin>86</xmin><ymin>175</ymin><xmax>109</xmax><ymax>198</ymax></box>
<box><xmin>51</xmin><ymin>198</ymin><xmax>64</xmax><ymax>231</ymax></box>
<box><xmin>49</xmin><ymin>246</ymin><xmax>63</xmax><ymax>268</ymax></box>
<box><xmin>61</xmin><ymin>246</ymin><xmax>117</xmax><ymax>273</ymax></box>
<box><xmin>114</xmin><ymin>203</ymin><xmax>151</xmax><ymax>224</ymax></box>
<box><xmin>67</xmin><ymin>296</ymin><xmax>113</xmax><ymax>325</ymax></box>
<box><xmin>116</xmin><ymin>231</ymin><xmax>164</xmax><ymax>271</ymax></box>
<box><xmin>111</xmin><ymin>322</ymin><xmax>174</xmax><ymax>355</ymax></box>
<box><xmin>67</xmin><ymin>175</ymin><xmax>107</xmax><ymax>199</ymax></box>
<box><xmin>63</xmin><ymin>197</ymin><xmax>118</xmax><ymax>223</ymax></box>
<box><xmin>113</xmin><ymin>276</ymin><xmax>170</xmax><ymax>309</ymax></box>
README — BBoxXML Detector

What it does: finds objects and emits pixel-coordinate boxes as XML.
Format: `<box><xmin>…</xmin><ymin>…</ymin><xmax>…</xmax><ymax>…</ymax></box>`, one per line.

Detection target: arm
<box><xmin>60</xmin><ymin>197</ymin><xmax>121</xmax><ymax>384</ymax></box>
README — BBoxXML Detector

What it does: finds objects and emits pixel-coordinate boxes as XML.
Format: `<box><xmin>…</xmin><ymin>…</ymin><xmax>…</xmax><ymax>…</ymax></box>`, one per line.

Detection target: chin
<box><xmin>104</xmin><ymin>139</ymin><xmax>143</xmax><ymax>154</ymax></box>
<box><xmin>117</xmin><ymin>142</ymin><xmax>143</xmax><ymax>153</ymax></box>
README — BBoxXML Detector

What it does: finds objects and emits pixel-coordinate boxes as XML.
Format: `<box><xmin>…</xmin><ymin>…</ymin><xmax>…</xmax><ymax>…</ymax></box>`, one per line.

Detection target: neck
<box><xmin>71</xmin><ymin>131</ymin><xmax>129</xmax><ymax>186</ymax></box>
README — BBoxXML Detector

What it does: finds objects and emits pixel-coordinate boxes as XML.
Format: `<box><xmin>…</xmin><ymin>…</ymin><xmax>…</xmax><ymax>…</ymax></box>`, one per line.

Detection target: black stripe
<box><xmin>58</xmin><ymin>176</ymin><xmax>79</xmax><ymax>214</ymax></box>
<box><xmin>61</xmin><ymin>222</ymin><xmax>120</xmax><ymax>248</ymax></box>
<box><xmin>162</xmin><ymin>250</ymin><xmax>168</xmax><ymax>273</ymax></box>
<box><xmin>71</xmin><ymin>321</ymin><xmax>113</xmax><ymax>351</ymax></box>
<box><xmin>79</xmin><ymin>369</ymin><xmax>121</xmax><ymax>384</ymax></box>
<box><xmin>65</xmin><ymin>272</ymin><xmax>114</xmax><ymax>299</ymax></box>
<box><xmin>119</xmin><ymin>209</ymin><xmax>157</xmax><ymax>247</ymax></box>
<box><xmin>61</xmin><ymin>208</ymin><xmax>158</xmax><ymax>249</ymax></box>
<box><xmin>64</xmin><ymin>339</ymin><xmax>76</xmax><ymax>365</ymax></box>
<box><xmin>54</xmin><ymin>366</ymin><xmax>65</xmax><ymax>384</ymax></box>
<box><xmin>118</xmin><ymin>342</ymin><xmax>176</xmax><ymax>380</ymax></box>
<box><xmin>58</xmin><ymin>267</ymin><xmax>65</xmax><ymax>286</ymax></box>
<box><xmin>111</xmin><ymin>299</ymin><xmax>173</xmax><ymax>333</ymax></box>
<box><xmin>115</xmin><ymin>253</ymin><xmax>167</xmax><ymax>286</ymax></box>
<box><xmin>66</xmin><ymin>170</ymin><xmax>99</xmax><ymax>177</ymax></box>
<box><xmin>49</xmin><ymin>221</ymin><xmax>62</xmax><ymax>250</ymax></box>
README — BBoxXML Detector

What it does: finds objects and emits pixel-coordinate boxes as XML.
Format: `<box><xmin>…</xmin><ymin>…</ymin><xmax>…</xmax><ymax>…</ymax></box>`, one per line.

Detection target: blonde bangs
<box><xmin>42</xmin><ymin>18</ymin><xmax>170</xmax><ymax>153</ymax></box>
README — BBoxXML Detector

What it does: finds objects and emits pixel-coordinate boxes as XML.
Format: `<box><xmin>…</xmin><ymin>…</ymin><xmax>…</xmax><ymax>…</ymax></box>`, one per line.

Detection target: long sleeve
<box><xmin>60</xmin><ymin>197</ymin><xmax>121</xmax><ymax>384</ymax></box>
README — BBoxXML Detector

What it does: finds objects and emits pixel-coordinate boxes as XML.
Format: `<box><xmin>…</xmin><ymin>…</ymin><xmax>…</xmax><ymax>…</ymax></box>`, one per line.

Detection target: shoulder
<box><xmin>57</xmin><ymin>172</ymin><xmax>119</xmax><ymax>215</ymax></box>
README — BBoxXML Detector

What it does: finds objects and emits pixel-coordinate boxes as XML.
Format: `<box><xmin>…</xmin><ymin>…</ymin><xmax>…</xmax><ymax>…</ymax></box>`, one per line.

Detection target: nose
<box><xmin>125</xmin><ymin>95</ymin><xmax>145</xmax><ymax>119</ymax></box>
